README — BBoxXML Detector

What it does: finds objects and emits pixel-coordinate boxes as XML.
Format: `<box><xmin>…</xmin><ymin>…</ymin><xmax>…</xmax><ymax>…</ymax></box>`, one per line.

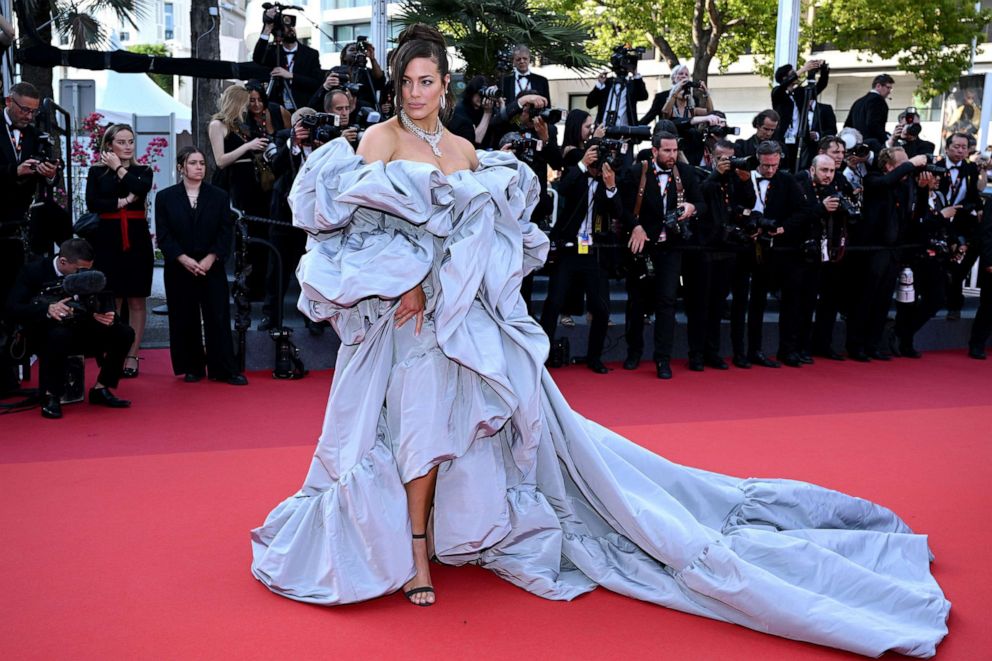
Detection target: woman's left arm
<box><xmin>121</xmin><ymin>166</ymin><xmax>154</xmax><ymax>196</ymax></box>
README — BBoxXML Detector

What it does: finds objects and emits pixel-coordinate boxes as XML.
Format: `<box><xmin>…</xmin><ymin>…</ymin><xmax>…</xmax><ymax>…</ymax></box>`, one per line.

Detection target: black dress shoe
<box><xmin>899</xmin><ymin>345</ymin><xmax>923</xmax><ymax>359</ymax></box>
<box><xmin>210</xmin><ymin>374</ymin><xmax>249</xmax><ymax>385</ymax></box>
<box><xmin>622</xmin><ymin>355</ymin><xmax>641</xmax><ymax>370</ymax></box>
<box><xmin>778</xmin><ymin>352</ymin><xmax>802</xmax><ymax>368</ymax></box>
<box><xmin>687</xmin><ymin>356</ymin><xmax>705</xmax><ymax>372</ymax></box>
<box><xmin>813</xmin><ymin>348</ymin><xmax>845</xmax><ymax>361</ymax></box>
<box><xmin>867</xmin><ymin>351</ymin><xmax>892</xmax><ymax>361</ymax></box>
<box><xmin>848</xmin><ymin>350</ymin><xmax>871</xmax><ymax>362</ymax></box>
<box><xmin>656</xmin><ymin>360</ymin><xmax>673</xmax><ymax>380</ymax></box>
<box><xmin>587</xmin><ymin>360</ymin><xmax>610</xmax><ymax>374</ymax></box>
<box><xmin>88</xmin><ymin>387</ymin><xmax>131</xmax><ymax>408</ymax></box>
<box><xmin>798</xmin><ymin>352</ymin><xmax>815</xmax><ymax>365</ymax></box>
<box><xmin>40</xmin><ymin>393</ymin><xmax>62</xmax><ymax>419</ymax></box>
<box><xmin>184</xmin><ymin>373</ymin><xmax>204</xmax><ymax>383</ymax></box>
<box><xmin>704</xmin><ymin>356</ymin><xmax>729</xmax><ymax>370</ymax></box>
<box><xmin>732</xmin><ymin>354</ymin><xmax>752</xmax><ymax>369</ymax></box>
<box><xmin>968</xmin><ymin>347</ymin><xmax>987</xmax><ymax>360</ymax></box>
<box><xmin>748</xmin><ymin>352</ymin><xmax>781</xmax><ymax>368</ymax></box>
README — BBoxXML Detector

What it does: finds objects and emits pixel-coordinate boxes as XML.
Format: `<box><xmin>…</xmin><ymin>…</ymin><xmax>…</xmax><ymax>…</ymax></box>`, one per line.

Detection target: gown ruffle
<box><xmin>250</xmin><ymin>139</ymin><xmax>949</xmax><ymax>658</ymax></box>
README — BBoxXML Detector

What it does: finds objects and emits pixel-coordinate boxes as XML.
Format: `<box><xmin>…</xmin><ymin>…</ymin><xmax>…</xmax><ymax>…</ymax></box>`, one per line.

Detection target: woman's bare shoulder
<box><xmin>449</xmin><ymin>132</ymin><xmax>479</xmax><ymax>170</ymax></box>
<box><xmin>357</xmin><ymin>119</ymin><xmax>401</xmax><ymax>164</ymax></box>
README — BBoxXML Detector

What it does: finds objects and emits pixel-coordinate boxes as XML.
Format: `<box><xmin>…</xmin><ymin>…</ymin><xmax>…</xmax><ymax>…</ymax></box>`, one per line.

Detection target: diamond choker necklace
<box><xmin>399</xmin><ymin>108</ymin><xmax>444</xmax><ymax>157</ymax></box>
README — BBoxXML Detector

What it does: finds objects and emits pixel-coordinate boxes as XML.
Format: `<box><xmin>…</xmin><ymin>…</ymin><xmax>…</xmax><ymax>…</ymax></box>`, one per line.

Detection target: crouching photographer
<box><xmin>6</xmin><ymin>239</ymin><xmax>133</xmax><ymax>418</ymax></box>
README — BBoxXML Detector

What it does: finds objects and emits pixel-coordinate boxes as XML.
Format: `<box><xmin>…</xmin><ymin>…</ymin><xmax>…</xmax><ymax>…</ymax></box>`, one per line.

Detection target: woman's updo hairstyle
<box><xmin>177</xmin><ymin>145</ymin><xmax>205</xmax><ymax>171</ymax></box>
<box><xmin>392</xmin><ymin>23</ymin><xmax>454</xmax><ymax>121</ymax></box>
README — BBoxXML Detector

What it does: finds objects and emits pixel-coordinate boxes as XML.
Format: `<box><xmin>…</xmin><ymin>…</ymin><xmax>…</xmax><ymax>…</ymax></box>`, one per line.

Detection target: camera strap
<box><xmin>634</xmin><ymin>161</ymin><xmax>649</xmax><ymax>221</ymax></box>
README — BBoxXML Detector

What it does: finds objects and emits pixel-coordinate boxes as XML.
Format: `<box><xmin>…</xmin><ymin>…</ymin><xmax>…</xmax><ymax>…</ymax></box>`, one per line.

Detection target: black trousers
<box><xmin>895</xmin><ymin>258</ymin><xmax>948</xmax><ymax>348</ymax></box>
<box><xmin>540</xmin><ymin>250</ymin><xmax>610</xmax><ymax>362</ymax></box>
<box><xmin>164</xmin><ymin>262</ymin><xmax>239</xmax><ymax>378</ymax></box>
<box><xmin>37</xmin><ymin>318</ymin><xmax>134</xmax><ymax>397</ymax></box>
<box><xmin>846</xmin><ymin>249</ymin><xmax>898</xmax><ymax>354</ymax></box>
<box><xmin>811</xmin><ymin>260</ymin><xmax>850</xmax><ymax>353</ymax></box>
<box><xmin>625</xmin><ymin>248</ymin><xmax>681</xmax><ymax>362</ymax></box>
<box><xmin>946</xmin><ymin>249</ymin><xmax>979</xmax><ymax>312</ymax></box>
<box><xmin>0</xmin><ymin>236</ymin><xmax>26</xmax><ymax>392</ymax></box>
<box><xmin>262</xmin><ymin>224</ymin><xmax>306</xmax><ymax>322</ymax></box>
<box><xmin>775</xmin><ymin>252</ymin><xmax>811</xmax><ymax>358</ymax></box>
<box><xmin>683</xmin><ymin>252</ymin><xmax>733</xmax><ymax>359</ymax></box>
<box><xmin>730</xmin><ymin>248</ymin><xmax>777</xmax><ymax>357</ymax></box>
<box><xmin>969</xmin><ymin>269</ymin><xmax>992</xmax><ymax>351</ymax></box>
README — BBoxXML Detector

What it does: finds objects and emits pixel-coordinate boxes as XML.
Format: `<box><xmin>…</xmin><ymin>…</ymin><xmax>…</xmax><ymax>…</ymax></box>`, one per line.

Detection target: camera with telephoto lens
<box><xmin>330</xmin><ymin>66</ymin><xmax>363</xmax><ymax>96</ymax></box>
<box><xmin>508</xmin><ymin>133</ymin><xmax>539</xmax><ymax>163</ymax></box>
<box><xmin>726</xmin><ymin>208</ymin><xmax>777</xmax><ymax>244</ymax></box>
<box><xmin>591</xmin><ymin>138</ymin><xmax>626</xmax><ymax>170</ymax></box>
<box><xmin>807</xmin><ymin>61</ymin><xmax>828</xmax><ymax>83</ymax></box>
<box><xmin>536</xmin><ymin>107</ymin><xmax>564</xmax><ymax>124</ymax></box>
<box><xmin>603</xmin><ymin>125</ymin><xmax>651</xmax><ymax>141</ymax></box>
<box><xmin>661</xmin><ymin>208</ymin><xmax>693</xmax><ymax>241</ymax></box>
<box><xmin>728</xmin><ymin>154</ymin><xmax>759</xmax><ymax>171</ymax></box>
<box><xmin>610</xmin><ymin>45</ymin><xmax>645</xmax><ymax>75</ymax></box>
<box><xmin>300</xmin><ymin>112</ymin><xmax>341</xmax><ymax>144</ymax></box>
<box><xmin>849</xmin><ymin>143</ymin><xmax>871</xmax><ymax>158</ymax></box>
<box><xmin>480</xmin><ymin>85</ymin><xmax>502</xmax><ymax>100</ymax></box>
<box><xmin>352</xmin><ymin>106</ymin><xmax>382</xmax><ymax>141</ymax></box>
<box><xmin>36</xmin><ymin>270</ymin><xmax>116</xmax><ymax>321</ymax></box>
<box><xmin>831</xmin><ymin>192</ymin><xmax>861</xmax><ymax>221</ymax></box>
<box><xmin>702</xmin><ymin>124</ymin><xmax>741</xmax><ymax>138</ymax></box>
<box><xmin>261</xmin><ymin>2</ymin><xmax>298</xmax><ymax>40</ymax></box>
<box><xmin>921</xmin><ymin>154</ymin><xmax>948</xmax><ymax>176</ymax></box>
<box><xmin>681</xmin><ymin>80</ymin><xmax>701</xmax><ymax>96</ymax></box>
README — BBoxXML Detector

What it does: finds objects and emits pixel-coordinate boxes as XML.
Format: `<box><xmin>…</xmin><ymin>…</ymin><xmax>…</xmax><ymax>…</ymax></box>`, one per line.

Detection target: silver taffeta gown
<box><xmin>250</xmin><ymin>139</ymin><xmax>949</xmax><ymax>658</ymax></box>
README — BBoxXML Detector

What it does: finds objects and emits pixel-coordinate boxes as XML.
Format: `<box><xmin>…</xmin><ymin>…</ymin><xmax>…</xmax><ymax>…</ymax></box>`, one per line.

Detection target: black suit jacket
<box><xmin>845</xmin><ymin>92</ymin><xmax>889</xmax><ymax>144</ymax></box>
<box><xmin>252</xmin><ymin>39</ymin><xmax>324</xmax><ymax>110</ymax></box>
<box><xmin>756</xmin><ymin>170</ymin><xmax>808</xmax><ymax>248</ymax></box>
<box><xmin>860</xmin><ymin>161</ymin><xmax>917</xmax><ymax>246</ymax></box>
<box><xmin>938</xmin><ymin>158</ymin><xmax>982</xmax><ymax>239</ymax></box>
<box><xmin>771</xmin><ymin>69</ymin><xmax>830</xmax><ymax>141</ymax></box>
<box><xmin>619</xmin><ymin>161</ymin><xmax>706</xmax><ymax>243</ymax></box>
<box><xmin>155</xmin><ymin>183</ymin><xmax>233</xmax><ymax>263</ymax></box>
<box><xmin>586</xmin><ymin>77</ymin><xmax>648</xmax><ymax>126</ymax></box>
<box><xmin>552</xmin><ymin>165</ymin><xmax>622</xmax><ymax>246</ymax></box>
<box><xmin>501</xmin><ymin>72</ymin><xmax>551</xmax><ymax>104</ymax></box>
<box><xmin>1</xmin><ymin>120</ymin><xmax>42</xmax><ymax>227</ymax></box>
<box><xmin>703</xmin><ymin>169</ymin><xmax>757</xmax><ymax>245</ymax></box>
<box><xmin>6</xmin><ymin>257</ymin><xmax>59</xmax><ymax>325</ymax></box>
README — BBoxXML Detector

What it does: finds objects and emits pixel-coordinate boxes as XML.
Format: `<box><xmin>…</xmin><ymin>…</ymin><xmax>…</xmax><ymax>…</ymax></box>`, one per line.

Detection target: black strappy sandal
<box><xmin>403</xmin><ymin>533</ymin><xmax>435</xmax><ymax>607</ymax></box>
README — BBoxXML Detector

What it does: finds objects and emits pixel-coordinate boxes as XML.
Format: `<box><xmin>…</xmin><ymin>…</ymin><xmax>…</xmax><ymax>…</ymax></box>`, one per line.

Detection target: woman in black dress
<box><xmin>156</xmin><ymin>146</ymin><xmax>247</xmax><ymax>385</ymax></box>
<box><xmin>208</xmin><ymin>84</ymin><xmax>270</xmax><ymax>301</ymax></box>
<box><xmin>85</xmin><ymin>123</ymin><xmax>153</xmax><ymax>378</ymax></box>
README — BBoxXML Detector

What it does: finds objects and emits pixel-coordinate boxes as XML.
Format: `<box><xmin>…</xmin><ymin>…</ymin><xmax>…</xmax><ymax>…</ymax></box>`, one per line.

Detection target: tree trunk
<box><xmin>691</xmin><ymin>52</ymin><xmax>712</xmax><ymax>85</ymax></box>
<box><xmin>16</xmin><ymin>0</ymin><xmax>54</xmax><ymax>98</ymax></box>
<box><xmin>190</xmin><ymin>0</ymin><xmax>221</xmax><ymax>170</ymax></box>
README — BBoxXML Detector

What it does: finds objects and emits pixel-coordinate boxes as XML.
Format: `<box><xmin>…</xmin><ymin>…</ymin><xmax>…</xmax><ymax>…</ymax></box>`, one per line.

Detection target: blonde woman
<box><xmin>208</xmin><ymin>84</ymin><xmax>271</xmax><ymax>300</ymax></box>
<box><xmin>85</xmin><ymin>123</ymin><xmax>154</xmax><ymax>378</ymax></box>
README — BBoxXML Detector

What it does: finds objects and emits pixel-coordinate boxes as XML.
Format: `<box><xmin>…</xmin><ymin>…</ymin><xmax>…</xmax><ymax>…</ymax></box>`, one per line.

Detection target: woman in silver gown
<box><xmin>251</xmin><ymin>25</ymin><xmax>950</xmax><ymax>657</ymax></box>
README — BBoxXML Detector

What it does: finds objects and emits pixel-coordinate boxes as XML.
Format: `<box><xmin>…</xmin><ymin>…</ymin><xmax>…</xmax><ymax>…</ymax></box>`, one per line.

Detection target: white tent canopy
<box><xmin>60</xmin><ymin>66</ymin><xmax>192</xmax><ymax>133</ymax></box>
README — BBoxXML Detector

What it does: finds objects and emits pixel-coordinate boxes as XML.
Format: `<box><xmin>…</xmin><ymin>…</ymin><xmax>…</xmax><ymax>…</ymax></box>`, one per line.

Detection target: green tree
<box><xmin>15</xmin><ymin>0</ymin><xmax>149</xmax><ymax>97</ymax></box>
<box><xmin>396</xmin><ymin>0</ymin><xmax>599</xmax><ymax>78</ymax></box>
<box><xmin>534</xmin><ymin>0</ymin><xmax>991</xmax><ymax>99</ymax></box>
<box><xmin>127</xmin><ymin>43</ymin><xmax>173</xmax><ymax>95</ymax></box>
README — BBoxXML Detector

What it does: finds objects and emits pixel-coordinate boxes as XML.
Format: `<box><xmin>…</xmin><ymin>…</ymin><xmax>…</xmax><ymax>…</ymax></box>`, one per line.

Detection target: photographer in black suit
<box><xmin>772</xmin><ymin>60</ymin><xmax>829</xmax><ymax>170</ymax></box>
<box><xmin>727</xmin><ymin>140</ymin><xmax>805</xmax><ymax>369</ymax></box>
<box><xmin>847</xmin><ymin>146</ymin><xmax>928</xmax><ymax>361</ymax></box>
<box><xmin>968</xmin><ymin>196</ymin><xmax>992</xmax><ymax>359</ymax></box>
<box><xmin>619</xmin><ymin>131</ymin><xmax>705</xmax><ymax>379</ymax></box>
<box><xmin>939</xmin><ymin>132</ymin><xmax>982</xmax><ymax>321</ymax></box>
<box><xmin>2</xmin><ymin>82</ymin><xmax>60</xmax><ymax>393</ymax></box>
<box><xmin>6</xmin><ymin>238</ymin><xmax>133</xmax><ymax>418</ymax></box>
<box><xmin>587</xmin><ymin>60</ymin><xmax>648</xmax><ymax>128</ymax></box>
<box><xmin>539</xmin><ymin>143</ymin><xmax>620</xmax><ymax>373</ymax></box>
<box><xmin>845</xmin><ymin>74</ymin><xmax>894</xmax><ymax>146</ymax></box>
<box><xmin>500</xmin><ymin>45</ymin><xmax>551</xmax><ymax>105</ymax></box>
<box><xmin>735</xmin><ymin>110</ymin><xmax>780</xmax><ymax>158</ymax></box>
<box><xmin>253</xmin><ymin>6</ymin><xmax>324</xmax><ymax>112</ymax></box>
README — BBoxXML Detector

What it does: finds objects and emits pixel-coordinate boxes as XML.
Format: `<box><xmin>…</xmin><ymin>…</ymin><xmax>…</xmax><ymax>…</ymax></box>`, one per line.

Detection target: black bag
<box><xmin>72</xmin><ymin>212</ymin><xmax>100</xmax><ymax>239</ymax></box>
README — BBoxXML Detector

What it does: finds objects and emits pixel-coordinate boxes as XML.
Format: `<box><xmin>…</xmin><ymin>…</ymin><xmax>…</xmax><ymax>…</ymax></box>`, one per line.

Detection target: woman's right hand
<box><xmin>247</xmin><ymin>137</ymin><xmax>269</xmax><ymax>152</ymax></box>
<box><xmin>395</xmin><ymin>283</ymin><xmax>426</xmax><ymax>335</ymax></box>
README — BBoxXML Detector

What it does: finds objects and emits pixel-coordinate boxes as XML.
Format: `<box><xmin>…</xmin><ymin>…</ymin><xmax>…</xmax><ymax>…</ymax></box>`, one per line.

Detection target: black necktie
<box><xmin>756</xmin><ymin>177</ymin><xmax>768</xmax><ymax>183</ymax></box>
<box><xmin>948</xmin><ymin>165</ymin><xmax>961</xmax><ymax>171</ymax></box>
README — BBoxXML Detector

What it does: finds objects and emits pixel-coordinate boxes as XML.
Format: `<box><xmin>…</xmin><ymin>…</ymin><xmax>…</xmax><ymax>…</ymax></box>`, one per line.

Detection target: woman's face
<box><xmin>248</xmin><ymin>91</ymin><xmax>265</xmax><ymax>115</ymax></box>
<box><xmin>110</xmin><ymin>130</ymin><xmax>134</xmax><ymax>161</ymax></box>
<box><xmin>401</xmin><ymin>56</ymin><xmax>449</xmax><ymax>121</ymax></box>
<box><xmin>471</xmin><ymin>92</ymin><xmax>482</xmax><ymax>110</ymax></box>
<box><xmin>580</xmin><ymin>115</ymin><xmax>594</xmax><ymax>141</ymax></box>
<box><xmin>181</xmin><ymin>152</ymin><xmax>206</xmax><ymax>183</ymax></box>
<box><xmin>673</xmin><ymin>68</ymin><xmax>690</xmax><ymax>85</ymax></box>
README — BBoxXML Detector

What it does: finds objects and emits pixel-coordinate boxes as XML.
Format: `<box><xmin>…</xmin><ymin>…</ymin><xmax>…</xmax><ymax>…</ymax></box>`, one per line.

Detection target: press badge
<box><xmin>578</xmin><ymin>232</ymin><xmax>591</xmax><ymax>254</ymax></box>
<box><xmin>785</xmin><ymin>135</ymin><xmax>797</xmax><ymax>144</ymax></box>
<box><xmin>820</xmin><ymin>238</ymin><xmax>830</xmax><ymax>262</ymax></box>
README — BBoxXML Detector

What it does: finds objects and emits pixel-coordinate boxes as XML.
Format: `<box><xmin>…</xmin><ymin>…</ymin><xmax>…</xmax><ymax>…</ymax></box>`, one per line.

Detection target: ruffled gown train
<box><xmin>250</xmin><ymin>140</ymin><xmax>949</xmax><ymax>658</ymax></box>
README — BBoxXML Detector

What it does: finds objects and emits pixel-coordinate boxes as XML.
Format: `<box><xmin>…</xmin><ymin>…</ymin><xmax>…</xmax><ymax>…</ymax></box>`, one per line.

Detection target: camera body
<box><xmin>261</xmin><ymin>2</ymin><xmax>297</xmax><ymax>41</ymax></box>
<box><xmin>921</xmin><ymin>154</ymin><xmax>948</xmax><ymax>176</ymax></box>
<box><xmin>702</xmin><ymin>124</ymin><xmax>740</xmax><ymax>139</ymax></box>
<box><xmin>300</xmin><ymin>112</ymin><xmax>341</xmax><ymax>144</ymax></box>
<box><xmin>36</xmin><ymin>272</ymin><xmax>115</xmax><ymax>321</ymax></box>
<box><xmin>725</xmin><ymin>207</ymin><xmax>776</xmax><ymax>244</ymax></box>
<box><xmin>728</xmin><ymin>155</ymin><xmax>759</xmax><ymax>171</ymax></box>
<box><xmin>610</xmin><ymin>45</ymin><xmax>645</xmax><ymax>76</ymax></box>
<box><xmin>480</xmin><ymin>85</ymin><xmax>502</xmax><ymax>100</ymax></box>
<box><xmin>509</xmin><ymin>134</ymin><xmax>540</xmax><ymax>163</ymax></box>
<box><xmin>849</xmin><ymin>143</ymin><xmax>871</xmax><ymax>159</ymax></box>
<box><xmin>831</xmin><ymin>192</ymin><xmax>862</xmax><ymax>222</ymax></box>
<box><xmin>593</xmin><ymin>138</ymin><xmax>627</xmax><ymax>170</ymax></box>
<box><xmin>661</xmin><ymin>208</ymin><xmax>692</xmax><ymax>241</ymax></box>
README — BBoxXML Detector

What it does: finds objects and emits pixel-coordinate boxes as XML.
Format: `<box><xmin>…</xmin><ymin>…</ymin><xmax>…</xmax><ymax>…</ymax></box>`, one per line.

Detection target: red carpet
<box><xmin>2</xmin><ymin>350</ymin><xmax>988</xmax><ymax>660</ymax></box>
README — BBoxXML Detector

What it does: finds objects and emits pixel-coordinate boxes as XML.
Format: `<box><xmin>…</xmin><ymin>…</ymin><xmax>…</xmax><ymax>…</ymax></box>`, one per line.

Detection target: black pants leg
<box><xmin>200</xmin><ymin>264</ymin><xmax>239</xmax><ymax>378</ymax></box>
<box><xmin>730</xmin><ymin>253</ymin><xmax>753</xmax><ymax>357</ymax></box>
<box><xmin>0</xmin><ymin>237</ymin><xmax>26</xmax><ymax>392</ymax></box>
<box><xmin>797</xmin><ymin>261</ymin><xmax>821</xmax><ymax>355</ymax></box>
<box><xmin>946</xmin><ymin>249</ymin><xmax>979</xmax><ymax>313</ymax></box>
<box><xmin>895</xmin><ymin>259</ymin><xmax>947</xmax><ymax>347</ymax></box>
<box><xmin>705</xmin><ymin>255</ymin><xmax>734</xmax><ymax>357</ymax></box>
<box><xmin>37</xmin><ymin>320</ymin><xmax>133</xmax><ymax>396</ymax></box>
<box><xmin>845</xmin><ymin>253</ymin><xmax>872</xmax><ymax>355</ymax></box>
<box><xmin>683</xmin><ymin>252</ymin><xmax>709</xmax><ymax>359</ymax></box>
<box><xmin>262</xmin><ymin>225</ymin><xmax>305</xmax><ymax>322</ymax></box>
<box><xmin>624</xmin><ymin>274</ymin><xmax>646</xmax><ymax>360</ymax></box>
<box><xmin>540</xmin><ymin>252</ymin><xmax>609</xmax><ymax>362</ymax></box>
<box><xmin>866</xmin><ymin>249</ymin><xmax>899</xmax><ymax>353</ymax></box>
<box><xmin>812</xmin><ymin>261</ymin><xmax>845</xmax><ymax>353</ymax></box>
<box><xmin>650</xmin><ymin>249</ymin><xmax>682</xmax><ymax>362</ymax></box>
<box><xmin>747</xmin><ymin>258</ymin><xmax>774</xmax><ymax>355</ymax></box>
<box><xmin>165</xmin><ymin>263</ymin><xmax>208</xmax><ymax>377</ymax></box>
<box><xmin>776</xmin><ymin>254</ymin><xmax>806</xmax><ymax>357</ymax></box>
<box><xmin>969</xmin><ymin>270</ymin><xmax>992</xmax><ymax>350</ymax></box>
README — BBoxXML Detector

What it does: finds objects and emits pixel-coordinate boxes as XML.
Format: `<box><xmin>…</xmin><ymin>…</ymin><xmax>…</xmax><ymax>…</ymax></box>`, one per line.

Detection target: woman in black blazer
<box><xmin>155</xmin><ymin>146</ymin><xmax>247</xmax><ymax>385</ymax></box>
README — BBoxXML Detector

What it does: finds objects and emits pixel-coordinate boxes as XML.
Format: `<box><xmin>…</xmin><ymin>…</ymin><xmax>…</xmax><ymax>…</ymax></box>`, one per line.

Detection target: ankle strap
<box><xmin>412</xmin><ymin>532</ymin><xmax>427</xmax><ymax>539</ymax></box>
